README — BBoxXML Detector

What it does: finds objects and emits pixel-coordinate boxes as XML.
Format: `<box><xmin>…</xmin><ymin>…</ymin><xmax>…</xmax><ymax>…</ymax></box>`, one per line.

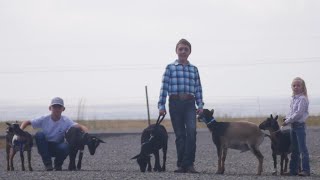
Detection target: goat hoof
<box><xmin>215</xmin><ymin>171</ymin><xmax>223</xmax><ymax>174</ymax></box>
<box><xmin>272</xmin><ymin>171</ymin><xmax>277</xmax><ymax>175</ymax></box>
<box><xmin>68</xmin><ymin>167</ymin><xmax>76</xmax><ymax>171</ymax></box>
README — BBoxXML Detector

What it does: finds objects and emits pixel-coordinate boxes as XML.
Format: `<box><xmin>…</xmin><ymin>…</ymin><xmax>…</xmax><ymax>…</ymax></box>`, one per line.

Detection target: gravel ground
<box><xmin>1</xmin><ymin>127</ymin><xmax>320</xmax><ymax>180</ymax></box>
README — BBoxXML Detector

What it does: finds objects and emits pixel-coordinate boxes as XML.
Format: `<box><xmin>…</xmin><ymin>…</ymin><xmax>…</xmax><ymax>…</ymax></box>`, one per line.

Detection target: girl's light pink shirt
<box><xmin>285</xmin><ymin>94</ymin><xmax>309</xmax><ymax>124</ymax></box>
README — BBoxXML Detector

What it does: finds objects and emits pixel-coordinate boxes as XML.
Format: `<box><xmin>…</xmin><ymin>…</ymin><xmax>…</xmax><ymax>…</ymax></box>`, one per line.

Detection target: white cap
<box><xmin>50</xmin><ymin>97</ymin><xmax>64</xmax><ymax>107</ymax></box>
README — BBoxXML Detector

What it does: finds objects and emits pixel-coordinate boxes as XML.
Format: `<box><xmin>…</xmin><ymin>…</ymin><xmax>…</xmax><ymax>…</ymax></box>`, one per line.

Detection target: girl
<box><xmin>282</xmin><ymin>77</ymin><xmax>310</xmax><ymax>176</ymax></box>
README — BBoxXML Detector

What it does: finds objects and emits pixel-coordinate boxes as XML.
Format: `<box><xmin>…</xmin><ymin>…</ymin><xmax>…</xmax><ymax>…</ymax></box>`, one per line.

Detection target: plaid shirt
<box><xmin>158</xmin><ymin>60</ymin><xmax>204</xmax><ymax>110</ymax></box>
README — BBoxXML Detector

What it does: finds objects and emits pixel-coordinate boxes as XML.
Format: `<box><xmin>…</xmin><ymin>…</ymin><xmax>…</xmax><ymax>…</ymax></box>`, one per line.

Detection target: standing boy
<box><xmin>158</xmin><ymin>39</ymin><xmax>204</xmax><ymax>173</ymax></box>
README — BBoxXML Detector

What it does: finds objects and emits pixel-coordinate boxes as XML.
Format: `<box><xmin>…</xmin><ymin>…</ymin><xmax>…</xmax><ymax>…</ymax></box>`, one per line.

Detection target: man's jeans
<box><xmin>34</xmin><ymin>132</ymin><xmax>70</xmax><ymax>168</ymax></box>
<box><xmin>289</xmin><ymin>123</ymin><xmax>310</xmax><ymax>175</ymax></box>
<box><xmin>169</xmin><ymin>98</ymin><xmax>197</xmax><ymax>168</ymax></box>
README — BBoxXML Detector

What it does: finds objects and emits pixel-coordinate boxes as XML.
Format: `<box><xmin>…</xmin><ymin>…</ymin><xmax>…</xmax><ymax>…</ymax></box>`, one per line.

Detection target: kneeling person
<box><xmin>20</xmin><ymin>97</ymin><xmax>88</xmax><ymax>171</ymax></box>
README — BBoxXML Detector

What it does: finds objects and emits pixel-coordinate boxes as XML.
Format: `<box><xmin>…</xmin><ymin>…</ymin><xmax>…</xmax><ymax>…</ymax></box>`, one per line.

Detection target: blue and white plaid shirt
<box><xmin>158</xmin><ymin>60</ymin><xmax>204</xmax><ymax>110</ymax></box>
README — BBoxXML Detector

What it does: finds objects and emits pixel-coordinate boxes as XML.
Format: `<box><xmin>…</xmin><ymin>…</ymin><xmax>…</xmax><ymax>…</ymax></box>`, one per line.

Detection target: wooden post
<box><xmin>145</xmin><ymin>86</ymin><xmax>151</xmax><ymax>125</ymax></box>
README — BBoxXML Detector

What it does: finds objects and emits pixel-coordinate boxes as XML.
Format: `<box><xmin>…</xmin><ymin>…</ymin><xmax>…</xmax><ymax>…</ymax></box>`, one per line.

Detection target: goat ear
<box><xmin>270</xmin><ymin>114</ymin><xmax>273</xmax><ymax>119</ymax></box>
<box><xmin>98</xmin><ymin>138</ymin><xmax>105</xmax><ymax>143</ymax></box>
<box><xmin>6</xmin><ymin>122</ymin><xmax>11</xmax><ymax>126</ymax></box>
<box><xmin>274</xmin><ymin>115</ymin><xmax>278</xmax><ymax>120</ymax></box>
<box><xmin>131</xmin><ymin>154</ymin><xmax>140</xmax><ymax>160</ymax></box>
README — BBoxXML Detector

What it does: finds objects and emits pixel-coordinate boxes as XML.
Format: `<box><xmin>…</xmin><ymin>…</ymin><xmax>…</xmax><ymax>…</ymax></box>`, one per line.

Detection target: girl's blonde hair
<box><xmin>292</xmin><ymin>77</ymin><xmax>308</xmax><ymax>98</ymax></box>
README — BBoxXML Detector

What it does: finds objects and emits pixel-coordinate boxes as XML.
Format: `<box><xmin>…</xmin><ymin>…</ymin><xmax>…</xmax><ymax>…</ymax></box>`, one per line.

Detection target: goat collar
<box><xmin>206</xmin><ymin>118</ymin><xmax>216</xmax><ymax>125</ymax></box>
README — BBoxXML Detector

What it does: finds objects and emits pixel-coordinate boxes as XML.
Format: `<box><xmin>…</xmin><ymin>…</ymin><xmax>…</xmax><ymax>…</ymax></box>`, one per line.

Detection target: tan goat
<box><xmin>198</xmin><ymin>109</ymin><xmax>266</xmax><ymax>175</ymax></box>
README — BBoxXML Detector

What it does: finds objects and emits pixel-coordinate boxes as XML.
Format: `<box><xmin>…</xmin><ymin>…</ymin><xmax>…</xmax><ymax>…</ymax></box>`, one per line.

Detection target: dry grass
<box><xmin>1</xmin><ymin>116</ymin><xmax>319</xmax><ymax>149</ymax></box>
<box><xmin>1</xmin><ymin>116</ymin><xmax>319</xmax><ymax>133</ymax></box>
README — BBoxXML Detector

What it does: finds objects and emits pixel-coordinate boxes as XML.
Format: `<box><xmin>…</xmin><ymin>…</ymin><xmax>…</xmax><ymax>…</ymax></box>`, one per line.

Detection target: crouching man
<box><xmin>20</xmin><ymin>97</ymin><xmax>88</xmax><ymax>171</ymax></box>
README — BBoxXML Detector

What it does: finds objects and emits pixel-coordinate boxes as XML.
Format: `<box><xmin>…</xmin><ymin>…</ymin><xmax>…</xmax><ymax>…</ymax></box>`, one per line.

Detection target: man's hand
<box><xmin>159</xmin><ymin>109</ymin><xmax>166</xmax><ymax>116</ymax></box>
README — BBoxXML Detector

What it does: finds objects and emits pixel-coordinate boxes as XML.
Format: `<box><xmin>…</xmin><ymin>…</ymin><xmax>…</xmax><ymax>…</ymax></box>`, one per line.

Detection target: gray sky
<box><xmin>1</xmin><ymin>0</ymin><xmax>319</xmax><ymax>112</ymax></box>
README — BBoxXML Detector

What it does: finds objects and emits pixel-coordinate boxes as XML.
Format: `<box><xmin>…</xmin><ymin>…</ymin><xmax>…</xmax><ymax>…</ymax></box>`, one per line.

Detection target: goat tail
<box><xmin>156</xmin><ymin>114</ymin><xmax>166</xmax><ymax>126</ymax></box>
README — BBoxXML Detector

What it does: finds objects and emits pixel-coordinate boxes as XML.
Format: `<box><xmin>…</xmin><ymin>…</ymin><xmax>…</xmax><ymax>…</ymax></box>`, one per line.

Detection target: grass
<box><xmin>1</xmin><ymin>116</ymin><xmax>319</xmax><ymax>149</ymax></box>
<box><xmin>1</xmin><ymin>116</ymin><xmax>320</xmax><ymax>133</ymax></box>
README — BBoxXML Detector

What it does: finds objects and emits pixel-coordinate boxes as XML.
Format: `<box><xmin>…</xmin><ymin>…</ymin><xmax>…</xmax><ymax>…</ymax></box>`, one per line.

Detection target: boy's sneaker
<box><xmin>174</xmin><ymin>167</ymin><xmax>186</xmax><ymax>173</ymax></box>
<box><xmin>185</xmin><ymin>166</ymin><xmax>199</xmax><ymax>173</ymax></box>
<box><xmin>298</xmin><ymin>171</ymin><xmax>310</xmax><ymax>176</ymax></box>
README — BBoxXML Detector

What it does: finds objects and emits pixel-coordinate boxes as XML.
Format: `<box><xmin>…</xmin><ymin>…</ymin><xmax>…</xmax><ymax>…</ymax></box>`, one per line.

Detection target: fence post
<box><xmin>145</xmin><ymin>86</ymin><xmax>151</xmax><ymax>125</ymax></box>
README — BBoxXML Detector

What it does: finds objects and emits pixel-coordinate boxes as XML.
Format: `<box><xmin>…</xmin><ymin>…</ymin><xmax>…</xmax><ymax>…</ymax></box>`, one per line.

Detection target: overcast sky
<box><xmin>1</xmin><ymin>0</ymin><xmax>319</xmax><ymax>110</ymax></box>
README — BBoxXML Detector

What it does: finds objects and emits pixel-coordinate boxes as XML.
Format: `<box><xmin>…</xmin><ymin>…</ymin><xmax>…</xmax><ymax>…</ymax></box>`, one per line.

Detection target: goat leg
<box><xmin>272</xmin><ymin>153</ymin><xmax>277</xmax><ymax>175</ymax></box>
<box><xmin>9</xmin><ymin>147</ymin><xmax>16</xmax><ymax>171</ymax></box>
<box><xmin>280</xmin><ymin>154</ymin><xmax>285</xmax><ymax>175</ymax></box>
<box><xmin>251</xmin><ymin>146</ymin><xmax>263</xmax><ymax>175</ymax></box>
<box><xmin>216</xmin><ymin>145</ymin><xmax>223</xmax><ymax>174</ymax></box>
<box><xmin>220</xmin><ymin>147</ymin><xmax>227</xmax><ymax>174</ymax></box>
<box><xmin>27</xmin><ymin>149</ymin><xmax>33</xmax><ymax>171</ymax></box>
<box><xmin>162</xmin><ymin>148</ymin><xmax>167</xmax><ymax>171</ymax></box>
<box><xmin>68</xmin><ymin>149</ymin><xmax>77</xmax><ymax>171</ymax></box>
<box><xmin>6</xmin><ymin>145</ymin><xmax>10</xmax><ymax>171</ymax></box>
<box><xmin>20</xmin><ymin>150</ymin><xmax>25</xmax><ymax>171</ymax></box>
<box><xmin>284</xmin><ymin>154</ymin><xmax>289</xmax><ymax>173</ymax></box>
<box><xmin>153</xmin><ymin>151</ymin><xmax>161</xmax><ymax>172</ymax></box>
<box><xmin>147</xmin><ymin>158</ymin><xmax>152</xmax><ymax>172</ymax></box>
<box><xmin>77</xmin><ymin>150</ymin><xmax>83</xmax><ymax>170</ymax></box>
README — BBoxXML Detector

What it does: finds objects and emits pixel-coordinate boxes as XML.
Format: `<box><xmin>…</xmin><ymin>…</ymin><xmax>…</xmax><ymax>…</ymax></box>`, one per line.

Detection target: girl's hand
<box><xmin>282</xmin><ymin>122</ymin><xmax>288</xmax><ymax>126</ymax></box>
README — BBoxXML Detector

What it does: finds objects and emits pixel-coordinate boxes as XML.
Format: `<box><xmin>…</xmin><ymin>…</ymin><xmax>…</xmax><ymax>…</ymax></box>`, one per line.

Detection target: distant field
<box><xmin>1</xmin><ymin>115</ymin><xmax>320</xmax><ymax>133</ymax></box>
<box><xmin>1</xmin><ymin>116</ymin><xmax>319</xmax><ymax>149</ymax></box>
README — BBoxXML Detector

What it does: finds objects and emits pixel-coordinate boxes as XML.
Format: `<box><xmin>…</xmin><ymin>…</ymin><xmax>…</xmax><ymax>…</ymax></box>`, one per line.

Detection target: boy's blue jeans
<box><xmin>34</xmin><ymin>132</ymin><xmax>70</xmax><ymax>168</ymax></box>
<box><xmin>169</xmin><ymin>98</ymin><xmax>197</xmax><ymax>168</ymax></box>
<box><xmin>289</xmin><ymin>123</ymin><xmax>310</xmax><ymax>175</ymax></box>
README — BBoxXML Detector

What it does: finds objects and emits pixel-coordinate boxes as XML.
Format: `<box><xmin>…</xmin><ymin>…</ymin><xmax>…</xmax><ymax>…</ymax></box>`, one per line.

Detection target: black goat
<box><xmin>198</xmin><ymin>109</ymin><xmax>266</xmax><ymax>175</ymax></box>
<box><xmin>259</xmin><ymin>114</ymin><xmax>292</xmax><ymax>175</ymax></box>
<box><xmin>6</xmin><ymin>122</ymin><xmax>33</xmax><ymax>171</ymax></box>
<box><xmin>131</xmin><ymin>115</ymin><xmax>168</xmax><ymax>172</ymax></box>
<box><xmin>65</xmin><ymin>126</ymin><xmax>105</xmax><ymax>170</ymax></box>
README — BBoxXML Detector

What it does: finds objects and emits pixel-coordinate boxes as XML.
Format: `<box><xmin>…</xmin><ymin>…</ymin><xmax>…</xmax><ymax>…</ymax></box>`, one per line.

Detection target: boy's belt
<box><xmin>169</xmin><ymin>94</ymin><xmax>195</xmax><ymax>100</ymax></box>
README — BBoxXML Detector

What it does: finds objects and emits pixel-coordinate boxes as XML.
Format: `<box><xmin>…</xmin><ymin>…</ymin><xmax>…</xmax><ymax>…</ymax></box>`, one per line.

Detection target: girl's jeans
<box><xmin>289</xmin><ymin>122</ymin><xmax>310</xmax><ymax>174</ymax></box>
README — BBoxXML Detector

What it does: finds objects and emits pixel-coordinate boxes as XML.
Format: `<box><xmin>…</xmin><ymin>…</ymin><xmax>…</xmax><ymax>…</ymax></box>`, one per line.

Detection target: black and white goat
<box><xmin>131</xmin><ymin>115</ymin><xmax>168</xmax><ymax>172</ymax></box>
<box><xmin>6</xmin><ymin>122</ymin><xmax>33</xmax><ymax>171</ymax></box>
<box><xmin>259</xmin><ymin>114</ymin><xmax>292</xmax><ymax>175</ymax></box>
<box><xmin>65</xmin><ymin>126</ymin><xmax>105</xmax><ymax>170</ymax></box>
<box><xmin>198</xmin><ymin>109</ymin><xmax>266</xmax><ymax>175</ymax></box>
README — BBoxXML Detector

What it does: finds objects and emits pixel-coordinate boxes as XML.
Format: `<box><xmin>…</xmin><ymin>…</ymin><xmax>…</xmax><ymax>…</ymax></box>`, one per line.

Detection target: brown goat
<box><xmin>198</xmin><ymin>109</ymin><xmax>265</xmax><ymax>175</ymax></box>
<box><xmin>6</xmin><ymin>122</ymin><xmax>33</xmax><ymax>171</ymax></box>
